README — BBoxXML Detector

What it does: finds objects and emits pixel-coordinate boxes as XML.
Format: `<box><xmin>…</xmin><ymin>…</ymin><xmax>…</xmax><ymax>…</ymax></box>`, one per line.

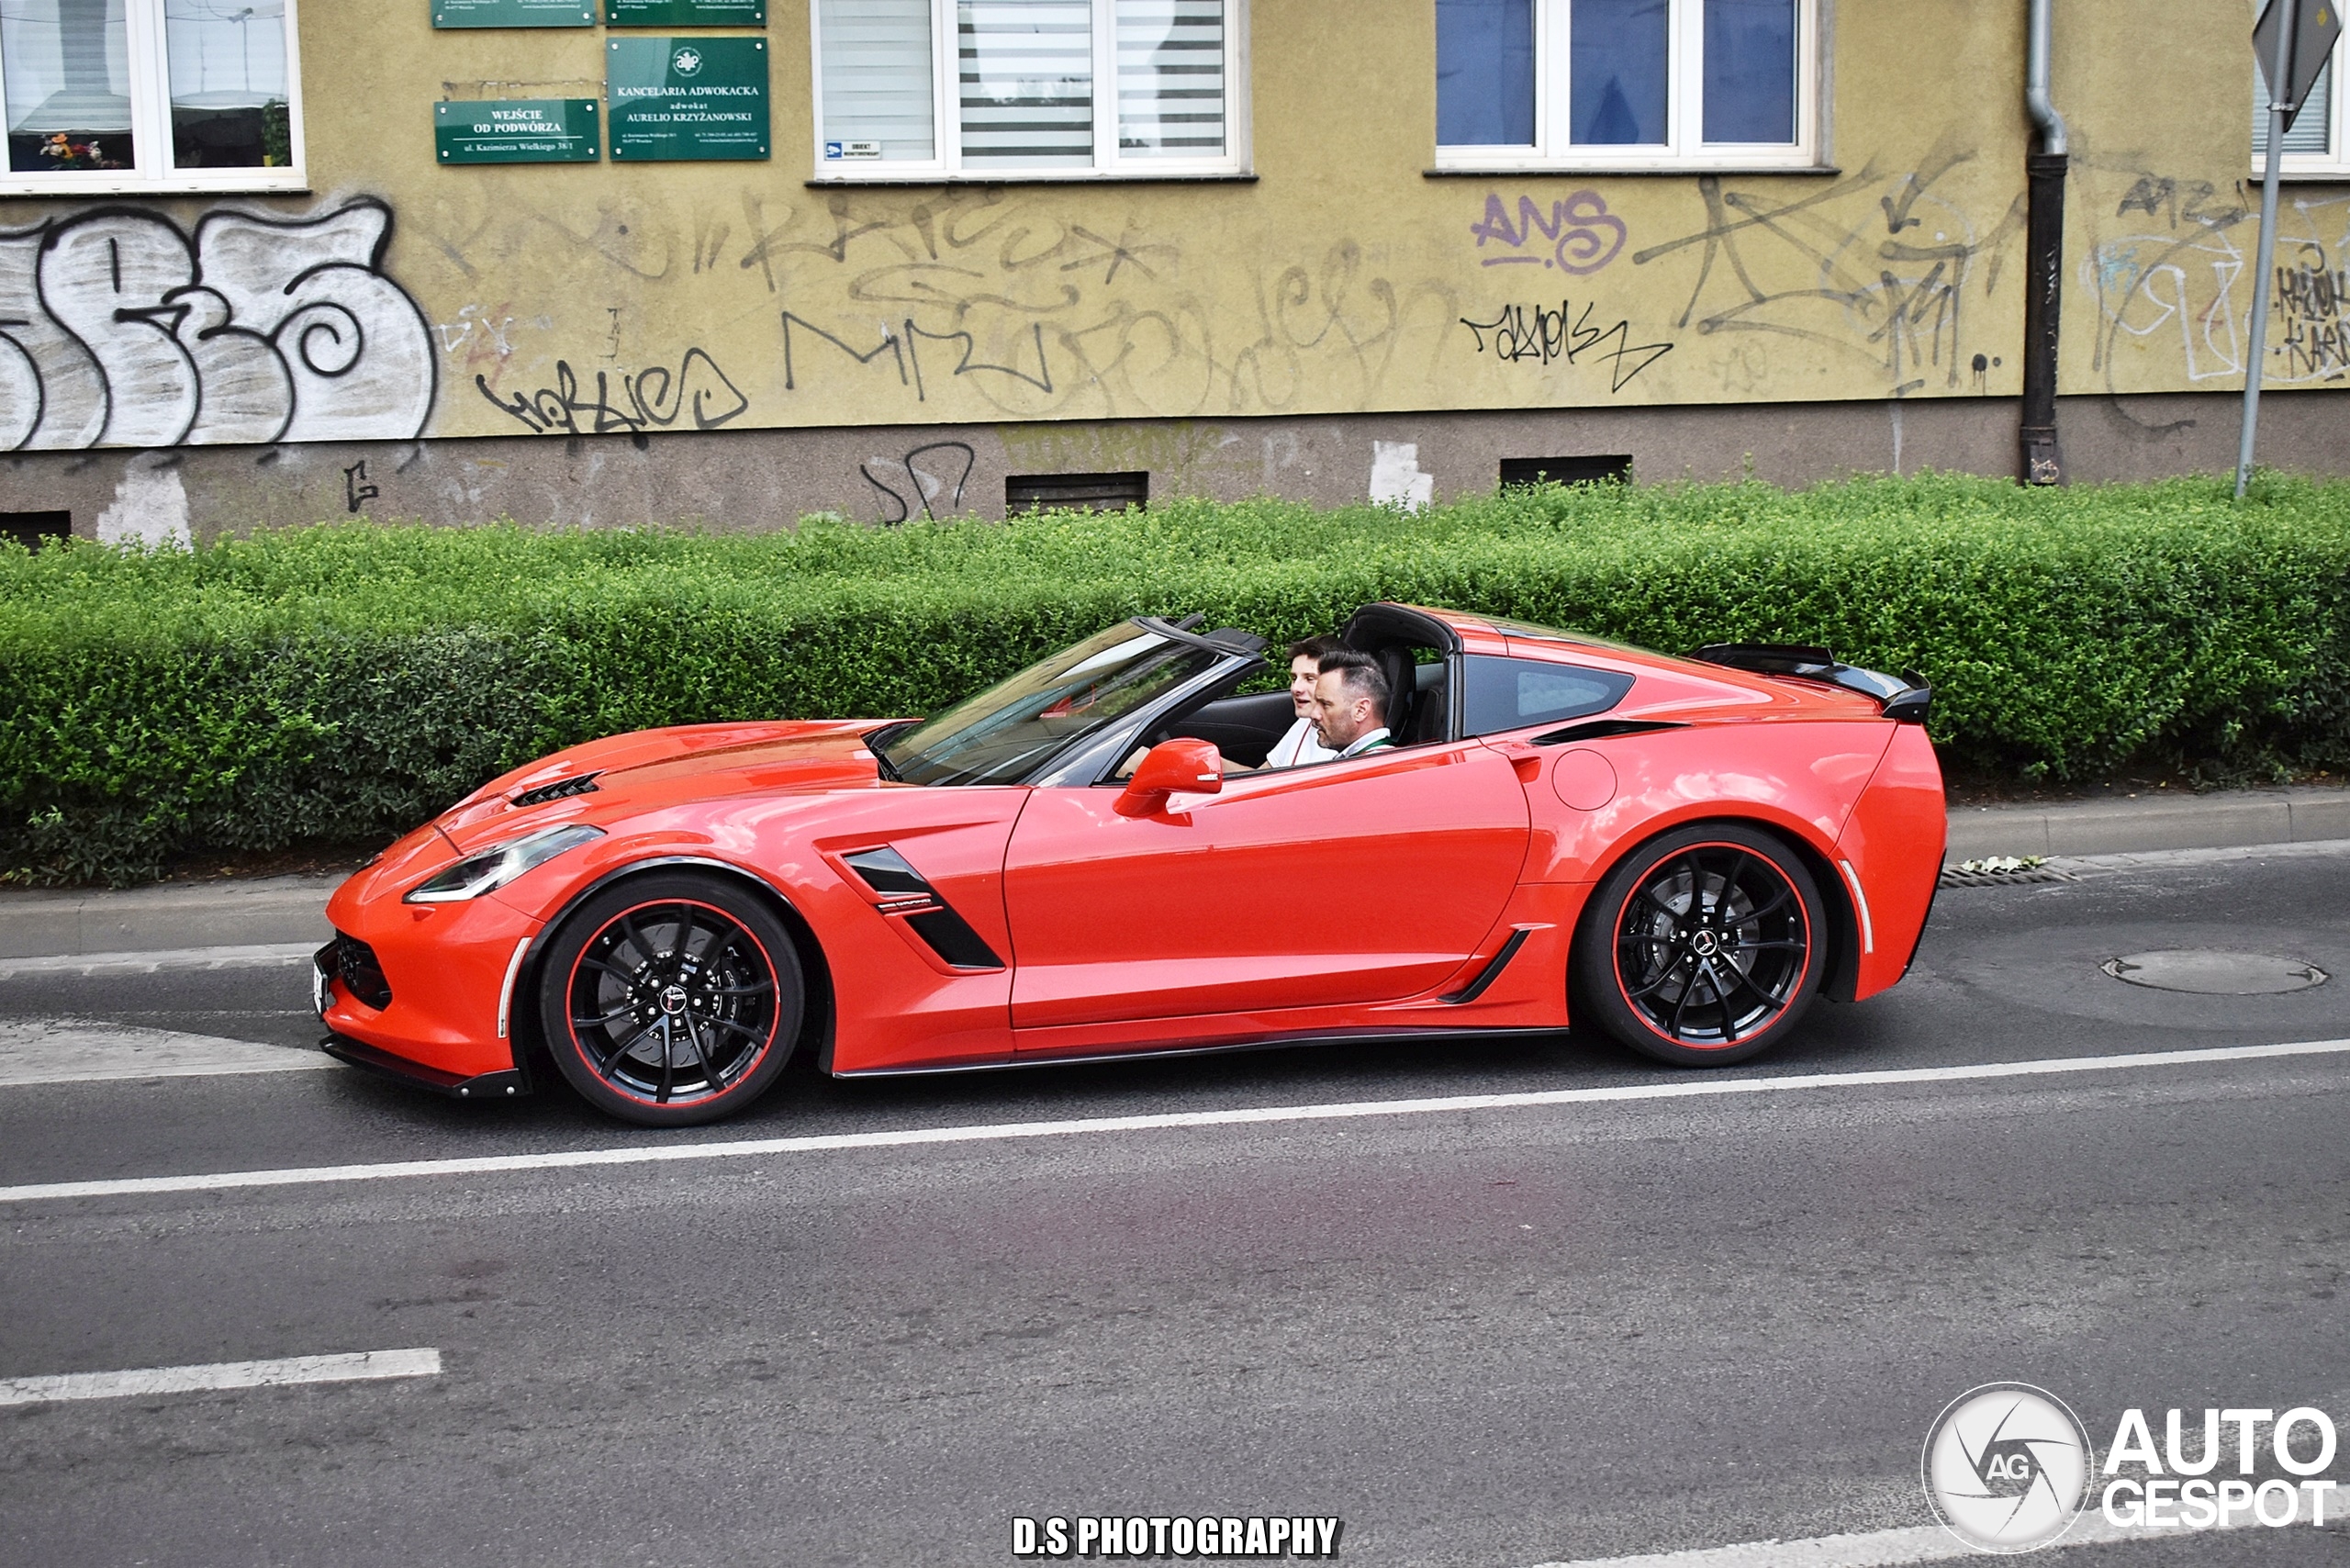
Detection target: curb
<box><xmin>2</xmin><ymin>784</ymin><xmax>2345</xmax><ymax>962</ymax></box>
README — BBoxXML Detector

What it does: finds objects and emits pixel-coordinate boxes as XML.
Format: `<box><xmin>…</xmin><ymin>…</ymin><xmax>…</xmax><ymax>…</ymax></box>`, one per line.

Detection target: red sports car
<box><xmin>317</xmin><ymin>604</ymin><xmax>1944</xmax><ymax>1126</ymax></box>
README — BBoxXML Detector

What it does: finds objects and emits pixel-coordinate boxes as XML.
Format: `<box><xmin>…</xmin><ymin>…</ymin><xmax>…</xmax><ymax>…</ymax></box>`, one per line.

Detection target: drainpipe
<box><xmin>2021</xmin><ymin>0</ymin><xmax>2068</xmax><ymax>485</ymax></box>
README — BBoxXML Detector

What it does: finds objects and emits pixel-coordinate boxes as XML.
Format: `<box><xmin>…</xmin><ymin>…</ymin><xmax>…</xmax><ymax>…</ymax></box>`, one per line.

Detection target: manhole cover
<box><xmin>2101</xmin><ymin>950</ymin><xmax>2329</xmax><ymax>995</ymax></box>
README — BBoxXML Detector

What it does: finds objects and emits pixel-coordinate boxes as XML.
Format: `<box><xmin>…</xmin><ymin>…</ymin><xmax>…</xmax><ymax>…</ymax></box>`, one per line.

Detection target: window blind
<box><xmin>2255</xmin><ymin>54</ymin><xmax>2334</xmax><ymax>159</ymax></box>
<box><xmin>818</xmin><ymin>0</ymin><xmax>936</xmax><ymax>162</ymax></box>
<box><xmin>958</xmin><ymin>0</ymin><xmax>1094</xmax><ymax>166</ymax></box>
<box><xmin>1114</xmin><ymin>0</ymin><xmax>1223</xmax><ymax>156</ymax></box>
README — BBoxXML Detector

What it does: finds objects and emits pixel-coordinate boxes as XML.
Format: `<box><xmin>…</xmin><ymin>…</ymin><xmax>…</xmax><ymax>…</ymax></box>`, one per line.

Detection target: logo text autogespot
<box><xmin>2099</xmin><ymin>1407</ymin><xmax>2339</xmax><ymax>1529</ymax></box>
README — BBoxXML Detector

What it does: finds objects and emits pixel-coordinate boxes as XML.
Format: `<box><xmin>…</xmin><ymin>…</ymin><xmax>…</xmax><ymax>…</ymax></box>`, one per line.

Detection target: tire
<box><xmin>1570</xmin><ymin>823</ymin><xmax>1828</xmax><ymax>1068</ymax></box>
<box><xmin>537</xmin><ymin>871</ymin><xmax>805</xmax><ymax>1126</ymax></box>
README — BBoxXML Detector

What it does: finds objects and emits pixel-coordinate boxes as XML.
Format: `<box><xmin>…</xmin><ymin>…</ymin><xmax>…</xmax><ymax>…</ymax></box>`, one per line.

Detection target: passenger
<box><xmin>1260</xmin><ymin>634</ymin><xmax>1346</xmax><ymax>768</ymax></box>
<box><xmin>1311</xmin><ymin>648</ymin><xmax>1395</xmax><ymax>759</ymax></box>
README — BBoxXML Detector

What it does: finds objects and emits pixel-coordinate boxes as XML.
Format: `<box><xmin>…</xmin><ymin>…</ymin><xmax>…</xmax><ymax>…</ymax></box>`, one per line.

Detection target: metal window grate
<box><xmin>1500</xmin><ymin>455</ymin><xmax>1631</xmax><ymax>488</ymax></box>
<box><xmin>1006</xmin><ymin>470</ymin><xmax>1149</xmax><ymax>511</ymax></box>
<box><xmin>0</xmin><ymin>510</ymin><xmax>70</xmax><ymax>550</ymax></box>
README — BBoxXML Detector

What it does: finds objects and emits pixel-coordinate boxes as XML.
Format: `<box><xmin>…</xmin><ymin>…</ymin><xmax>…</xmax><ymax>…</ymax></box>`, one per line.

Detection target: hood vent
<box><xmin>510</xmin><ymin>771</ymin><xmax>602</xmax><ymax>808</ymax></box>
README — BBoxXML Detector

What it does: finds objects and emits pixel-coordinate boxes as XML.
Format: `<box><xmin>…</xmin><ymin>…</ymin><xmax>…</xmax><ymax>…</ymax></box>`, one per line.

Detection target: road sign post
<box><xmin>2239</xmin><ymin>0</ymin><xmax>2344</xmax><ymax>498</ymax></box>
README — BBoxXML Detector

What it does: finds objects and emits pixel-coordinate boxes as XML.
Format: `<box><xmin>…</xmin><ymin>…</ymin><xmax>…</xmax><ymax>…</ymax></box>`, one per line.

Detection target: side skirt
<box><xmin>831</xmin><ymin>1025</ymin><xmax>1566</xmax><ymax>1080</ymax></box>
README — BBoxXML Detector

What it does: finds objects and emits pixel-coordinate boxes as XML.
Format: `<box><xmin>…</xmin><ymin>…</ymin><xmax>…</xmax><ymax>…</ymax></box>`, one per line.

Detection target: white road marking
<box><xmin>0</xmin><ymin>1021</ymin><xmax>331</xmax><ymax>1086</ymax></box>
<box><xmin>1</xmin><ymin>1038</ymin><xmax>2342</xmax><ymax>1206</ymax></box>
<box><xmin>0</xmin><ymin>942</ymin><xmax>317</xmax><ymax>981</ymax></box>
<box><xmin>0</xmin><ymin>1348</ymin><xmax>441</xmax><ymax>1406</ymax></box>
<box><xmin>1529</xmin><ymin>1506</ymin><xmax>2266</xmax><ymax>1564</ymax></box>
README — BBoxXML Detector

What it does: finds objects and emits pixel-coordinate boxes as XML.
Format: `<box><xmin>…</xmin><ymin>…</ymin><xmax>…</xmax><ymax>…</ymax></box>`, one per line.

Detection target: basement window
<box><xmin>1006</xmin><ymin>470</ymin><xmax>1149</xmax><ymax>512</ymax></box>
<box><xmin>1500</xmin><ymin>455</ymin><xmax>1630</xmax><ymax>487</ymax></box>
<box><xmin>0</xmin><ymin>510</ymin><xmax>70</xmax><ymax>549</ymax></box>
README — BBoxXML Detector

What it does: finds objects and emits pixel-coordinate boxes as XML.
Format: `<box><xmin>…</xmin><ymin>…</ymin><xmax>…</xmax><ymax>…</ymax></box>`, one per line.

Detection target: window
<box><xmin>2253</xmin><ymin>24</ymin><xmax>2348</xmax><ymax>175</ymax></box>
<box><xmin>811</xmin><ymin>0</ymin><xmax>1247</xmax><ymax>179</ymax></box>
<box><xmin>1460</xmin><ymin>654</ymin><xmax>1633</xmax><ymax>735</ymax></box>
<box><xmin>0</xmin><ymin>0</ymin><xmax>302</xmax><ymax>194</ymax></box>
<box><xmin>1435</xmin><ymin>0</ymin><xmax>1817</xmax><ymax>171</ymax></box>
<box><xmin>1006</xmin><ymin>470</ymin><xmax>1148</xmax><ymax>510</ymax></box>
<box><xmin>1</xmin><ymin>510</ymin><xmax>71</xmax><ymax>549</ymax></box>
<box><xmin>1499</xmin><ymin>454</ymin><xmax>1630</xmax><ymax>487</ymax></box>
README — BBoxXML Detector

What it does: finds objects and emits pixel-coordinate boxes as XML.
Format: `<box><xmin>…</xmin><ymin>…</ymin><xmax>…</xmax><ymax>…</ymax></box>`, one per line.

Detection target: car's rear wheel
<box><xmin>1571</xmin><ymin>823</ymin><xmax>1826</xmax><ymax>1068</ymax></box>
<box><xmin>538</xmin><ymin>872</ymin><xmax>803</xmax><ymax>1126</ymax></box>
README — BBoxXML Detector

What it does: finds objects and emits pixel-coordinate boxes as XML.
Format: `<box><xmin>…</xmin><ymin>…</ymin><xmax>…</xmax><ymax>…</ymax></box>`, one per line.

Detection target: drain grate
<box><xmin>1938</xmin><ymin>856</ymin><xmax>2079</xmax><ymax>889</ymax></box>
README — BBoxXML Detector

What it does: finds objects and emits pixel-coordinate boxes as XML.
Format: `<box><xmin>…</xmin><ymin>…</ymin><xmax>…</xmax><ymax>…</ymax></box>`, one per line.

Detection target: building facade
<box><xmin>1</xmin><ymin>0</ymin><xmax>2346</xmax><ymax>543</ymax></box>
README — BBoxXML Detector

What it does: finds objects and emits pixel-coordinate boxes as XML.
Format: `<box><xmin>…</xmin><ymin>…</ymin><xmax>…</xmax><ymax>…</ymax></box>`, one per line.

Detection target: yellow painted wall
<box><xmin>6</xmin><ymin>1</ymin><xmax>2343</xmax><ymax>455</ymax></box>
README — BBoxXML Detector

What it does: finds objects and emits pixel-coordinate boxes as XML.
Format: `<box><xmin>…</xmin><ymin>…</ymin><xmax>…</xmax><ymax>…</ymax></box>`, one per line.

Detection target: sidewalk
<box><xmin>2</xmin><ymin>783</ymin><xmax>2345</xmax><ymax>960</ymax></box>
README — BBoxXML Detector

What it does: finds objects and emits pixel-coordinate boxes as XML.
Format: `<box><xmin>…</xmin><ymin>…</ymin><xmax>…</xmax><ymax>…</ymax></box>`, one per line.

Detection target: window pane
<box><xmin>4</xmin><ymin>0</ymin><xmax>135</xmax><ymax>174</ymax></box>
<box><xmin>1115</xmin><ymin>0</ymin><xmax>1222</xmax><ymax>157</ymax></box>
<box><xmin>819</xmin><ymin>0</ymin><xmax>937</xmax><ymax>162</ymax></box>
<box><xmin>1437</xmin><ymin>0</ymin><xmax>1534</xmax><ymax>147</ymax></box>
<box><xmin>2254</xmin><ymin>51</ymin><xmax>2334</xmax><ymax>158</ymax></box>
<box><xmin>1570</xmin><ymin>0</ymin><xmax>1667</xmax><ymax>145</ymax></box>
<box><xmin>1460</xmin><ymin>655</ymin><xmax>1634</xmax><ymax>735</ymax></box>
<box><xmin>958</xmin><ymin>0</ymin><xmax>1092</xmax><ymax>166</ymax></box>
<box><xmin>1702</xmin><ymin>0</ymin><xmax>1794</xmax><ymax>143</ymax></box>
<box><xmin>164</xmin><ymin>0</ymin><xmax>290</xmax><ymax>169</ymax></box>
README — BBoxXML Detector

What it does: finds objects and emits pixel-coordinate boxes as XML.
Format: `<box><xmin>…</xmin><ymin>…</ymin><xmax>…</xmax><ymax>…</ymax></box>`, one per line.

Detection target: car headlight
<box><xmin>404</xmin><ymin>823</ymin><xmax>605</xmax><ymax>904</ymax></box>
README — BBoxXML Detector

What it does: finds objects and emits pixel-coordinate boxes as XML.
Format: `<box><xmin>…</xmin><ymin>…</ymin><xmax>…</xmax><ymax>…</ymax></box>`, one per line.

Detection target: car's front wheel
<box><xmin>537</xmin><ymin>871</ymin><xmax>804</xmax><ymax>1126</ymax></box>
<box><xmin>1571</xmin><ymin>823</ymin><xmax>1826</xmax><ymax>1068</ymax></box>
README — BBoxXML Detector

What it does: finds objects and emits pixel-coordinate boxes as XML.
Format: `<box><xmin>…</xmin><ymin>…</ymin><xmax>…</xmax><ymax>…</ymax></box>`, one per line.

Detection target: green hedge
<box><xmin>5</xmin><ymin>472</ymin><xmax>2347</xmax><ymax>885</ymax></box>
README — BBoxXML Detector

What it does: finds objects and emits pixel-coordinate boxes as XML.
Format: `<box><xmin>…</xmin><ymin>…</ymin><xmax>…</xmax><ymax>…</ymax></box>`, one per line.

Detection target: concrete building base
<box><xmin>5</xmin><ymin>389</ymin><xmax>2346</xmax><ymax>541</ymax></box>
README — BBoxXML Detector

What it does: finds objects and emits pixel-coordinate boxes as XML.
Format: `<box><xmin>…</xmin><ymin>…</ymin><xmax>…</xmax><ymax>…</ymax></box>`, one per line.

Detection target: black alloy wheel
<box><xmin>539</xmin><ymin>871</ymin><xmax>805</xmax><ymax>1126</ymax></box>
<box><xmin>1571</xmin><ymin>823</ymin><xmax>1827</xmax><ymax>1068</ymax></box>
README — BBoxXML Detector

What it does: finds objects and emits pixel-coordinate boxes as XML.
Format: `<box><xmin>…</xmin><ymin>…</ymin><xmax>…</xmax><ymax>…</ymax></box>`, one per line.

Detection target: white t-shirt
<box><xmin>1264</xmin><ymin>715</ymin><xmax>1337</xmax><ymax>768</ymax></box>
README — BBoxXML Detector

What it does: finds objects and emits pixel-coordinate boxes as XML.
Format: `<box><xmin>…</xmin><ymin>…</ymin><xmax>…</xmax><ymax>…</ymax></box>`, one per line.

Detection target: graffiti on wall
<box><xmin>1459</xmin><ymin>297</ymin><xmax>1673</xmax><ymax>391</ymax></box>
<box><xmin>0</xmin><ymin>197</ymin><xmax>435</xmax><ymax>450</ymax></box>
<box><xmin>2082</xmin><ymin>160</ymin><xmax>2350</xmax><ymax>391</ymax></box>
<box><xmin>475</xmin><ymin>347</ymin><xmax>749</xmax><ymax>435</ymax></box>
<box><xmin>1631</xmin><ymin>148</ymin><xmax>2024</xmax><ymax>396</ymax></box>
<box><xmin>1470</xmin><ymin>192</ymin><xmax>1628</xmax><ymax>275</ymax></box>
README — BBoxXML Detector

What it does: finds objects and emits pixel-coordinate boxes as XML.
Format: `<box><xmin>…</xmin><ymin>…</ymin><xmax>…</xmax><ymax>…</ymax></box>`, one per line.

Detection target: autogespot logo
<box><xmin>672</xmin><ymin>46</ymin><xmax>703</xmax><ymax>76</ymax></box>
<box><xmin>1921</xmin><ymin>1383</ymin><xmax>2094</xmax><ymax>1553</ymax></box>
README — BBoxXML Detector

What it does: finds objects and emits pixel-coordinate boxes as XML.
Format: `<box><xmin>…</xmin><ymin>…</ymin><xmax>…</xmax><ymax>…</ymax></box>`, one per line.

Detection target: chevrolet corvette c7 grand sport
<box><xmin>317</xmin><ymin>604</ymin><xmax>1945</xmax><ymax>1126</ymax></box>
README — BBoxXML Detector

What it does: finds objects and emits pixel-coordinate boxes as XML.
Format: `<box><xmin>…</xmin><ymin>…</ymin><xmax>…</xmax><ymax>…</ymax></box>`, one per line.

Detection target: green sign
<box><xmin>438</xmin><ymin>100</ymin><xmax>600</xmax><ymax>163</ymax></box>
<box><xmin>607</xmin><ymin>38</ymin><xmax>768</xmax><ymax>162</ymax></box>
<box><xmin>433</xmin><ymin>0</ymin><xmax>592</xmax><ymax>27</ymax></box>
<box><xmin>606</xmin><ymin>0</ymin><xmax>765</xmax><ymax>24</ymax></box>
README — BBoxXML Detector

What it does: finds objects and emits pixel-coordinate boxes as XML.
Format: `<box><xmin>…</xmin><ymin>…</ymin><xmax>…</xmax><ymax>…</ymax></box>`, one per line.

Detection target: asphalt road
<box><xmin>2</xmin><ymin>848</ymin><xmax>2346</xmax><ymax>1567</ymax></box>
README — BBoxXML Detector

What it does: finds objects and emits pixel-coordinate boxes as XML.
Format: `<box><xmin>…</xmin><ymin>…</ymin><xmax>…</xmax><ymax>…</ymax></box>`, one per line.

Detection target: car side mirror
<box><xmin>1116</xmin><ymin>738</ymin><xmax>1224</xmax><ymax>817</ymax></box>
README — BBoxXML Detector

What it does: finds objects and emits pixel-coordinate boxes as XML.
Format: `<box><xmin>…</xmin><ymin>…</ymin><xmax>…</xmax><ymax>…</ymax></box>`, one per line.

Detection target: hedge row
<box><xmin>4</xmin><ymin>472</ymin><xmax>2348</xmax><ymax>885</ymax></box>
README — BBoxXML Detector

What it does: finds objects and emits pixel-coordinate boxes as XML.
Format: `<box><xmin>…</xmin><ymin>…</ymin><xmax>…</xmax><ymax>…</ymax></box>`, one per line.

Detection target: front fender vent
<box><xmin>511</xmin><ymin>772</ymin><xmax>601</xmax><ymax>808</ymax></box>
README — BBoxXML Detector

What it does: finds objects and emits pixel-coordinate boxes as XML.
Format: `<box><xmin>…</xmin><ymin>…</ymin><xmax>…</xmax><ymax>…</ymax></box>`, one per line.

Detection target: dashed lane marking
<box><xmin>0</xmin><ymin>1038</ymin><xmax>2342</xmax><ymax>1206</ymax></box>
<box><xmin>0</xmin><ymin>1021</ymin><xmax>330</xmax><ymax>1086</ymax></box>
<box><xmin>0</xmin><ymin>1348</ymin><xmax>442</xmax><ymax>1406</ymax></box>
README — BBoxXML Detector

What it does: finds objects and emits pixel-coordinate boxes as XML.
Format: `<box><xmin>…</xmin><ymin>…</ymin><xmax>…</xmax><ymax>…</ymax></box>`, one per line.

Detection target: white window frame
<box><xmin>2253</xmin><ymin>27</ymin><xmax>2350</xmax><ymax>177</ymax></box>
<box><xmin>809</xmin><ymin>0</ymin><xmax>1251</xmax><ymax>183</ymax></box>
<box><xmin>0</xmin><ymin>0</ymin><xmax>307</xmax><ymax>197</ymax></box>
<box><xmin>1434</xmin><ymin>0</ymin><xmax>1819</xmax><ymax>173</ymax></box>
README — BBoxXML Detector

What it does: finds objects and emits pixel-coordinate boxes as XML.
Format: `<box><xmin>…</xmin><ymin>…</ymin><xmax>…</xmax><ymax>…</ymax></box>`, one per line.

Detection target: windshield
<box><xmin>879</xmin><ymin>622</ymin><xmax>1223</xmax><ymax>786</ymax></box>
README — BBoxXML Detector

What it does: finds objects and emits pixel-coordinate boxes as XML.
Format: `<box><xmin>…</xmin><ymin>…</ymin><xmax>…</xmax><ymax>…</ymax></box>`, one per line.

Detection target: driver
<box><xmin>1311</xmin><ymin>649</ymin><xmax>1395</xmax><ymax>759</ymax></box>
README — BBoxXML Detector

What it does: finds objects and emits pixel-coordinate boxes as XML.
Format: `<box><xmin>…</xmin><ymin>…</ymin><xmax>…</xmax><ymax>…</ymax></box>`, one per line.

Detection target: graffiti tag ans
<box><xmin>1471</xmin><ymin>192</ymin><xmax>1628</xmax><ymax>275</ymax></box>
<box><xmin>2276</xmin><ymin>242</ymin><xmax>2350</xmax><ymax>381</ymax></box>
<box><xmin>1459</xmin><ymin>299</ymin><xmax>1673</xmax><ymax>392</ymax></box>
<box><xmin>0</xmin><ymin>197</ymin><xmax>435</xmax><ymax>450</ymax></box>
<box><xmin>860</xmin><ymin>441</ymin><xmax>978</xmax><ymax>525</ymax></box>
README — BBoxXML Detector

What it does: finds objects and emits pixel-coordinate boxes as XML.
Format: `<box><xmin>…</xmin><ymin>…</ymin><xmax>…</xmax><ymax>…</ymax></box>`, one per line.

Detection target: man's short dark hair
<box><xmin>1317</xmin><ymin>646</ymin><xmax>1391</xmax><ymax>707</ymax></box>
<box><xmin>1288</xmin><ymin>633</ymin><xmax>1346</xmax><ymax>664</ymax></box>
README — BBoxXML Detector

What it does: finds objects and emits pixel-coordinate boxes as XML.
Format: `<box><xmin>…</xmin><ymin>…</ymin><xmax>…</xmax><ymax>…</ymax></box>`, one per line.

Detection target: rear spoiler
<box><xmin>1691</xmin><ymin>643</ymin><xmax>1932</xmax><ymax>723</ymax></box>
